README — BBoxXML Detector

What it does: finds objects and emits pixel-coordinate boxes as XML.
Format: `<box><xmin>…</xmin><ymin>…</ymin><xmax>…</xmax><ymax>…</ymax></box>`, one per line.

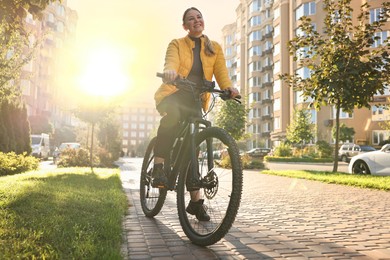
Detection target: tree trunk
<box><xmin>90</xmin><ymin>122</ymin><xmax>95</xmax><ymax>173</ymax></box>
<box><xmin>332</xmin><ymin>102</ymin><xmax>341</xmax><ymax>172</ymax></box>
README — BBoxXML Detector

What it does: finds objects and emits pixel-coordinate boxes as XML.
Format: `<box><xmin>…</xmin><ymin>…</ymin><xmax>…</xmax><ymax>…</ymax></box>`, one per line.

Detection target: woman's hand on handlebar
<box><xmin>162</xmin><ymin>70</ymin><xmax>178</xmax><ymax>83</ymax></box>
<box><xmin>228</xmin><ymin>87</ymin><xmax>240</xmax><ymax>99</ymax></box>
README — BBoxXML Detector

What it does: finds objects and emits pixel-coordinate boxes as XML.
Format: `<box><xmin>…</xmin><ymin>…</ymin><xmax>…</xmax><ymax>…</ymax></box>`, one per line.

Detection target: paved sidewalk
<box><xmin>119</xmin><ymin>158</ymin><xmax>390</xmax><ymax>259</ymax></box>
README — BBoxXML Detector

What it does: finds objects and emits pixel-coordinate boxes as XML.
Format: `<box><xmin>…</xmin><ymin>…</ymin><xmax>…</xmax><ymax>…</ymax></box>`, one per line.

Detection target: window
<box><xmin>297</xmin><ymin>67</ymin><xmax>311</xmax><ymax>79</ymax></box>
<box><xmin>309</xmin><ymin>109</ymin><xmax>317</xmax><ymax>124</ymax></box>
<box><xmin>295</xmin><ymin>1</ymin><xmax>316</xmax><ymax>20</ymax></box>
<box><xmin>249</xmin><ymin>30</ymin><xmax>262</xmax><ymax>42</ymax></box>
<box><xmin>123</xmin><ymin>123</ymin><xmax>129</xmax><ymax>129</ymax></box>
<box><xmin>226</xmin><ymin>47</ymin><xmax>233</xmax><ymax>56</ymax></box>
<box><xmin>372</xmin><ymin>31</ymin><xmax>388</xmax><ymax>48</ymax></box>
<box><xmin>56</xmin><ymin>21</ymin><xmax>64</xmax><ymax>33</ymax></box>
<box><xmin>248</xmin><ymin>45</ymin><xmax>262</xmax><ymax>56</ymax></box>
<box><xmin>225</xmin><ymin>34</ymin><xmax>233</xmax><ymax>45</ymax></box>
<box><xmin>250</xmin><ymin>0</ymin><xmax>261</xmax><ymax>13</ymax></box>
<box><xmin>373</xmin><ymin>130</ymin><xmax>390</xmax><ymax>145</ymax></box>
<box><xmin>248</xmin><ymin>61</ymin><xmax>261</xmax><ymax>73</ymax></box>
<box><xmin>274</xmin><ymin>98</ymin><xmax>280</xmax><ymax>111</ymax></box>
<box><xmin>273</xmin><ymin>79</ymin><xmax>281</xmax><ymax>93</ymax></box>
<box><xmin>274</xmin><ymin>117</ymin><xmax>280</xmax><ymax>130</ymax></box>
<box><xmin>274</xmin><ymin>25</ymin><xmax>280</xmax><ymax>38</ymax></box>
<box><xmin>274</xmin><ymin>61</ymin><xmax>280</xmax><ymax>74</ymax></box>
<box><xmin>274</xmin><ymin>7</ymin><xmax>280</xmax><ymax>19</ymax></box>
<box><xmin>249</xmin><ymin>15</ymin><xmax>261</xmax><ymax>27</ymax></box>
<box><xmin>249</xmin><ymin>92</ymin><xmax>261</xmax><ymax>103</ymax></box>
<box><xmin>370</xmin><ymin>8</ymin><xmax>383</xmax><ymax>23</ymax></box>
<box><xmin>332</xmin><ymin>107</ymin><xmax>353</xmax><ymax>119</ymax></box>
<box><xmin>20</xmin><ymin>79</ymin><xmax>31</xmax><ymax>95</ymax></box>
<box><xmin>248</xmin><ymin>77</ymin><xmax>261</xmax><ymax>87</ymax></box>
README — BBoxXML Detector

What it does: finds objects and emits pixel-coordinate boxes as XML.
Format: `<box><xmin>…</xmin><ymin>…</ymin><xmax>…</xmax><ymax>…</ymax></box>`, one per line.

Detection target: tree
<box><xmin>0</xmin><ymin>0</ymin><xmax>57</xmax><ymax>155</ymax></box>
<box><xmin>286</xmin><ymin>109</ymin><xmax>314</xmax><ymax>150</ymax></box>
<box><xmin>215</xmin><ymin>99</ymin><xmax>247</xmax><ymax>141</ymax></box>
<box><xmin>332</xmin><ymin>123</ymin><xmax>355</xmax><ymax>143</ymax></box>
<box><xmin>97</xmin><ymin>113</ymin><xmax>122</xmax><ymax>162</ymax></box>
<box><xmin>281</xmin><ymin>0</ymin><xmax>390</xmax><ymax>172</ymax></box>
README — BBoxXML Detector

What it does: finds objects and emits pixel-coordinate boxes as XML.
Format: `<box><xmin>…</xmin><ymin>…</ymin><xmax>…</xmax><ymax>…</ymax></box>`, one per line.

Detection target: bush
<box><xmin>0</xmin><ymin>152</ymin><xmax>39</xmax><ymax>176</ymax></box>
<box><xmin>274</xmin><ymin>142</ymin><xmax>293</xmax><ymax>157</ymax></box>
<box><xmin>217</xmin><ymin>153</ymin><xmax>266</xmax><ymax>170</ymax></box>
<box><xmin>96</xmin><ymin>148</ymin><xmax>117</xmax><ymax>168</ymax></box>
<box><xmin>57</xmin><ymin>148</ymin><xmax>99</xmax><ymax>167</ymax></box>
<box><xmin>316</xmin><ymin>140</ymin><xmax>333</xmax><ymax>158</ymax></box>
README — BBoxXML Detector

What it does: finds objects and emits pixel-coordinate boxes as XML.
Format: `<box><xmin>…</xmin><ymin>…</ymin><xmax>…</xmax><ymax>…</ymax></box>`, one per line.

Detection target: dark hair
<box><xmin>182</xmin><ymin>7</ymin><xmax>215</xmax><ymax>56</ymax></box>
<box><xmin>182</xmin><ymin>7</ymin><xmax>202</xmax><ymax>23</ymax></box>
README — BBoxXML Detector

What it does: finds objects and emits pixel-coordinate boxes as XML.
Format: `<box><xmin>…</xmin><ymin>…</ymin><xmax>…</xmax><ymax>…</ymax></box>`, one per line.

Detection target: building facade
<box><xmin>120</xmin><ymin>102</ymin><xmax>161</xmax><ymax>157</ymax></box>
<box><xmin>222</xmin><ymin>0</ymin><xmax>390</xmax><ymax>150</ymax></box>
<box><xmin>21</xmin><ymin>0</ymin><xmax>78</xmax><ymax>130</ymax></box>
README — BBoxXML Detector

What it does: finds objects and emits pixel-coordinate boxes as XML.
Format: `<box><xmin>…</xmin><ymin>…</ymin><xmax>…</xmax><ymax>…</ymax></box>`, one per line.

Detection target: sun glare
<box><xmin>79</xmin><ymin>47</ymin><xmax>129</xmax><ymax>97</ymax></box>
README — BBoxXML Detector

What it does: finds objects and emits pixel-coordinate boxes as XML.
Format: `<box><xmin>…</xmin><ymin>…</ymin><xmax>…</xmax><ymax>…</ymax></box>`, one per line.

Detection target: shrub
<box><xmin>57</xmin><ymin>148</ymin><xmax>99</xmax><ymax>167</ymax></box>
<box><xmin>274</xmin><ymin>142</ymin><xmax>293</xmax><ymax>157</ymax></box>
<box><xmin>217</xmin><ymin>153</ymin><xmax>266</xmax><ymax>170</ymax></box>
<box><xmin>96</xmin><ymin>148</ymin><xmax>116</xmax><ymax>168</ymax></box>
<box><xmin>0</xmin><ymin>152</ymin><xmax>39</xmax><ymax>176</ymax></box>
<box><xmin>316</xmin><ymin>140</ymin><xmax>333</xmax><ymax>158</ymax></box>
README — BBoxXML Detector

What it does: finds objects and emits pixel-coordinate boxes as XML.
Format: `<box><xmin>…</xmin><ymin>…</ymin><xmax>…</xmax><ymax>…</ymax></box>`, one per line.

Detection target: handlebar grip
<box><xmin>156</xmin><ymin>72</ymin><xmax>164</xmax><ymax>78</ymax></box>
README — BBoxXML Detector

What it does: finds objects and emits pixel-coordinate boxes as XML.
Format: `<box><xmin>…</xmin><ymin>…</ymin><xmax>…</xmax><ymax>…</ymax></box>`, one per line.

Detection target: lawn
<box><xmin>261</xmin><ymin>169</ymin><xmax>390</xmax><ymax>191</ymax></box>
<box><xmin>0</xmin><ymin>167</ymin><xmax>128</xmax><ymax>259</ymax></box>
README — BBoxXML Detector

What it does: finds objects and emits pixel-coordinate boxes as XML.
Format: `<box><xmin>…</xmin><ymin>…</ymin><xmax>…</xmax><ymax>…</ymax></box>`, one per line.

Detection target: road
<box><xmin>119</xmin><ymin>157</ymin><xmax>390</xmax><ymax>259</ymax></box>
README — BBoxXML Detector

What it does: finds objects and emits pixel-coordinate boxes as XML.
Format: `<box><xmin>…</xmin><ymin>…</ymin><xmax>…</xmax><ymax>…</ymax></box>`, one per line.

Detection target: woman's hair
<box><xmin>182</xmin><ymin>7</ymin><xmax>215</xmax><ymax>57</ymax></box>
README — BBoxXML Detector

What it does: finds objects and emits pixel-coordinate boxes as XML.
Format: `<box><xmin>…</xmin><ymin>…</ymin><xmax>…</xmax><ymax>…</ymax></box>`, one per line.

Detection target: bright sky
<box><xmin>63</xmin><ymin>0</ymin><xmax>239</xmax><ymax>104</ymax></box>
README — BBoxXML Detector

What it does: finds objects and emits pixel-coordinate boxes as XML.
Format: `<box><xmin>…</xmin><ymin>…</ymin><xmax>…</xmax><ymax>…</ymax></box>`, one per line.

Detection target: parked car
<box><xmin>245</xmin><ymin>148</ymin><xmax>271</xmax><ymax>158</ymax></box>
<box><xmin>348</xmin><ymin>144</ymin><xmax>390</xmax><ymax>175</ymax></box>
<box><xmin>338</xmin><ymin>143</ymin><xmax>376</xmax><ymax>162</ymax></box>
<box><xmin>53</xmin><ymin>142</ymin><xmax>81</xmax><ymax>163</ymax></box>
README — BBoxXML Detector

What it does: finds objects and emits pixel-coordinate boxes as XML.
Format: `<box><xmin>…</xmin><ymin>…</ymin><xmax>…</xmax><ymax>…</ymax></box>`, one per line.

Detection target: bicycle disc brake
<box><xmin>202</xmin><ymin>170</ymin><xmax>218</xmax><ymax>199</ymax></box>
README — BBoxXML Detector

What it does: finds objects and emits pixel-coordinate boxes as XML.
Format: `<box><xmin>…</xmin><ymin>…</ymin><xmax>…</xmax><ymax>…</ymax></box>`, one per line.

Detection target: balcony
<box><xmin>262</xmin><ymin>132</ymin><xmax>271</xmax><ymax>137</ymax></box>
<box><xmin>264</xmin><ymin>48</ymin><xmax>273</xmax><ymax>54</ymax></box>
<box><xmin>262</xmin><ymin>98</ymin><xmax>273</xmax><ymax>104</ymax></box>
<box><xmin>263</xmin><ymin>64</ymin><xmax>273</xmax><ymax>71</ymax></box>
<box><xmin>262</xmin><ymin>82</ymin><xmax>273</xmax><ymax>88</ymax></box>
<box><xmin>262</xmin><ymin>114</ymin><xmax>272</xmax><ymax>120</ymax></box>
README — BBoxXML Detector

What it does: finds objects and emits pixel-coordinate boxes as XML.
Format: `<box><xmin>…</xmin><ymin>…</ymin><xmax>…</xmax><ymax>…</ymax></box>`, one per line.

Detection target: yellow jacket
<box><xmin>154</xmin><ymin>35</ymin><xmax>232</xmax><ymax>111</ymax></box>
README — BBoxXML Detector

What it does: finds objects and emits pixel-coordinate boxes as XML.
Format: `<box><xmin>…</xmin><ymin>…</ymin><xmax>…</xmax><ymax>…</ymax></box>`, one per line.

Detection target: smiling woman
<box><xmin>79</xmin><ymin>47</ymin><xmax>129</xmax><ymax>97</ymax></box>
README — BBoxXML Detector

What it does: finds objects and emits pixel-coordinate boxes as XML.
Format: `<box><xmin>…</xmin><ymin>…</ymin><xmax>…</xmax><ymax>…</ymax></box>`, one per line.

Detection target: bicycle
<box><xmin>140</xmin><ymin>73</ymin><xmax>243</xmax><ymax>246</ymax></box>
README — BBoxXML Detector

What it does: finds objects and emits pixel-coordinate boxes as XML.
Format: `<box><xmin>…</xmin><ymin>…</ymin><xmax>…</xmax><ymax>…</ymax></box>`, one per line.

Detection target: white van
<box><xmin>31</xmin><ymin>133</ymin><xmax>50</xmax><ymax>160</ymax></box>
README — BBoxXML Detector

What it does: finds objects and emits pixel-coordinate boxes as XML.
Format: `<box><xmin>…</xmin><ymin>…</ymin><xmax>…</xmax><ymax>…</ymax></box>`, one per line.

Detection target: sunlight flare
<box><xmin>79</xmin><ymin>47</ymin><xmax>130</xmax><ymax>97</ymax></box>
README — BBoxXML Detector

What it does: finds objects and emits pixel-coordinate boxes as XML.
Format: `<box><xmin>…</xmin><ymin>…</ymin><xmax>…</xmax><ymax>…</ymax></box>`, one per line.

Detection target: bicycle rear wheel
<box><xmin>177</xmin><ymin>127</ymin><xmax>243</xmax><ymax>246</ymax></box>
<box><xmin>140</xmin><ymin>137</ymin><xmax>167</xmax><ymax>217</ymax></box>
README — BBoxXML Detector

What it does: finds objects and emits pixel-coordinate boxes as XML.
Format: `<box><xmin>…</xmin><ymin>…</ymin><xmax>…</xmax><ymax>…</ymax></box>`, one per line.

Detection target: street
<box><xmin>120</xmin><ymin>157</ymin><xmax>390</xmax><ymax>259</ymax></box>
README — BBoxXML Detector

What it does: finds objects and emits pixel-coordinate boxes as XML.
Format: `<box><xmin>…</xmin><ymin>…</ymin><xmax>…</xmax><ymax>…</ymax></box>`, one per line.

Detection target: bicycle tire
<box><xmin>176</xmin><ymin>127</ymin><xmax>243</xmax><ymax>246</ymax></box>
<box><xmin>140</xmin><ymin>137</ymin><xmax>167</xmax><ymax>217</ymax></box>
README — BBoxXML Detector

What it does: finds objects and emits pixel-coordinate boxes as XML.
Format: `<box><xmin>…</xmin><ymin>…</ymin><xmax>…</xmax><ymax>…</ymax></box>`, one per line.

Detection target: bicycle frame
<box><xmin>165</xmin><ymin>114</ymin><xmax>213</xmax><ymax>191</ymax></box>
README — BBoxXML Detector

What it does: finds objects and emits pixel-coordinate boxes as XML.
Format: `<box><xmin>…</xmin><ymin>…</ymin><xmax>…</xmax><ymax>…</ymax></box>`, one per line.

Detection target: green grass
<box><xmin>261</xmin><ymin>170</ymin><xmax>390</xmax><ymax>191</ymax></box>
<box><xmin>0</xmin><ymin>167</ymin><xmax>128</xmax><ymax>259</ymax></box>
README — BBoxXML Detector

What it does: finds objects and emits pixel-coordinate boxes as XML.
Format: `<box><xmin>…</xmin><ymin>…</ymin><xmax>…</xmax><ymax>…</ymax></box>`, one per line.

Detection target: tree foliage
<box><xmin>0</xmin><ymin>0</ymin><xmax>57</xmax><ymax>155</ymax></box>
<box><xmin>332</xmin><ymin>123</ymin><xmax>355</xmax><ymax>143</ymax></box>
<box><xmin>280</xmin><ymin>0</ymin><xmax>390</xmax><ymax>171</ymax></box>
<box><xmin>286</xmin><ymin>109</ymin><xmax>314</xmax><ymax>146</ymax></box>
<box><xmin>215</xmin><ymin>99</ymin><xmax>247</xmax><ymax>140</ymax></box>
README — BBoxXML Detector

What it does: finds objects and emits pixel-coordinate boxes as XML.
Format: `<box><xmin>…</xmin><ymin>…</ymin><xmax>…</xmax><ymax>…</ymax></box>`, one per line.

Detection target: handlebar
<box><xmin>156</xmin><ymin>72</ymin><xmax>241</xmax><ymax>103</ymax></box>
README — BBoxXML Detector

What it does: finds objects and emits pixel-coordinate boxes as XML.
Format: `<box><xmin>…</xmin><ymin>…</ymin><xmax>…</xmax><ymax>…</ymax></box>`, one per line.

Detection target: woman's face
<box><xmin>183</xmin><ymin>9</ymin><xmax>204</xmax><ymax>37</ymax></box>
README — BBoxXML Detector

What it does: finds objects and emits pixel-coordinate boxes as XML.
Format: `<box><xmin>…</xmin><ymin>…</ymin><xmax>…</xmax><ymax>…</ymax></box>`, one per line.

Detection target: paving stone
<box><xmin>119</xmin><ymin>158</ymin><xmax>390</xmax><ymax>260</ymax></box>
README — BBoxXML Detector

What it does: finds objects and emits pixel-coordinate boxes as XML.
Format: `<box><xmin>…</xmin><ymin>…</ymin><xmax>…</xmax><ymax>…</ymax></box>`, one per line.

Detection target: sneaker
<box><xmin>186</xmin><ymin>199</ymin><xmax>210</xmax><ymax>221</ymax></box>
<box><xmin>151</xmin><ymin>164</ymin><xmax>167</xmax><ymax>188</ymax></box>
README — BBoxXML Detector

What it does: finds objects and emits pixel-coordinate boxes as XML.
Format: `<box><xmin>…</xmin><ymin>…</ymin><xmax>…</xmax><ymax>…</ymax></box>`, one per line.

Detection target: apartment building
<box><xmin>21</xmin><ymin>1</ymin><xmax>78</xmax><ymax>129</ymax></box>
<box><xmin>120</xmin><ymin>102</ymin><xmax>161</xmax><ymax>157</ymax></box>
<box><xmin>222</xmin><ymin>0</ymin><xmax>390</xmax><ymax>149</ymax></box>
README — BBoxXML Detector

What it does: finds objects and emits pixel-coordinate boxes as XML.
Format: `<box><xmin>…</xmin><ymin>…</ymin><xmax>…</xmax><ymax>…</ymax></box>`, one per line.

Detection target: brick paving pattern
<box><xmin>119</xmin><ymin>158</ymin><xmax>390</xmax><ymax>259</ymax></box>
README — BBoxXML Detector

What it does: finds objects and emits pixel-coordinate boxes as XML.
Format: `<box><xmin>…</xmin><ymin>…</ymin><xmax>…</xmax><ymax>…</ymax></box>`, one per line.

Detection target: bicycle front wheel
<box><xmin>140</xmin><ymin>137</ymin><xmax>167</xmax><ymax>217</ymax></box>
<box><xmin>177</xmin><ymin>127</ymin><xmax>243</xmax><ymax>246</ymax></box>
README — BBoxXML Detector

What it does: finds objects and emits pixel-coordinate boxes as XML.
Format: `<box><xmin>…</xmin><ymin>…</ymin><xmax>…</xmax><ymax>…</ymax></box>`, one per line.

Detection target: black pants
<box><xmin>154</xmin><ymin>90</ymin><xmax>200</xmax><ymax>159</ymax></box>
